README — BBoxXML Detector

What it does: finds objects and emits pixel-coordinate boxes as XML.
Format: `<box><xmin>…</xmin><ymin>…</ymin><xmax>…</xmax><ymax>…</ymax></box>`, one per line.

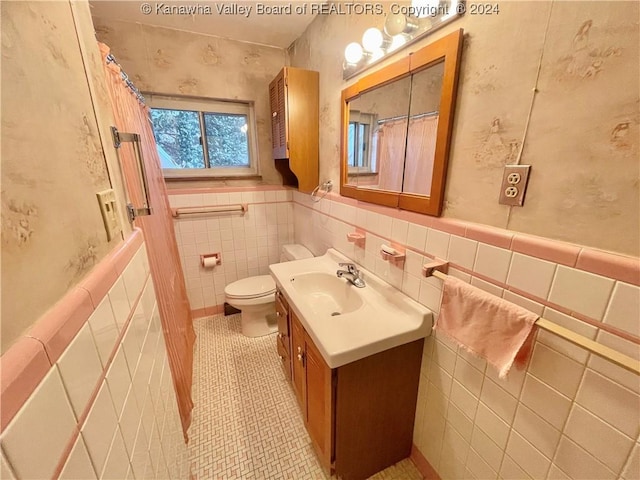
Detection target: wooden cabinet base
<box><xmin>334</xmin><ymin>340</ymin><xmax>424</xmax><ymax>480</ymax></box>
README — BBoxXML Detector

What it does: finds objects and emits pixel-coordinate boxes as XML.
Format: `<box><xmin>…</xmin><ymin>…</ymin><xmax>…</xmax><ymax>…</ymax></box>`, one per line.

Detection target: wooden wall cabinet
<box><xmin>269</xmin><ymin>67</ymin><xmax>319</xmax><ymax>193</ymax></box>
<box><xmin>280</xmin><ymin>301</ymin><xmax>424</xmax><ymax>480</ymax></box>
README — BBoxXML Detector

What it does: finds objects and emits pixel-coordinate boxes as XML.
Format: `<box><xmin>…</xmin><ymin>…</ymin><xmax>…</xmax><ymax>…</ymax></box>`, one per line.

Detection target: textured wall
<box><xmin>92</xmin><ymin>19</ymin><xmax>288</xmax><ymax>188</ymax></box>
<box><xmin>289</xmin><ymin>1</ymin><xmax>639</xmax><ymax>256</ymax></box>
<box><xmin>1</xmin><ymin>1</ymin><xmax>121</xmax><ymax>353</ymax></box>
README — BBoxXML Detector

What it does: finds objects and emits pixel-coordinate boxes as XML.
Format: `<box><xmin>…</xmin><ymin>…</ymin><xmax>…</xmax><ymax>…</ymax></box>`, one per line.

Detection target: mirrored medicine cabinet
<box><xmin>340</xmin><ymin>29</ymin><xmax>464</xmax><ymax>216</ymax></box>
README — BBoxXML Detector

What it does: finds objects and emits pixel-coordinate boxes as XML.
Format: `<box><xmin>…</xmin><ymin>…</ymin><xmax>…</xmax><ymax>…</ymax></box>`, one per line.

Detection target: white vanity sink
<box><xmin>270</xmin><ymin>249</ymin><xmax>433</xmax><ymax>368</ymax></box>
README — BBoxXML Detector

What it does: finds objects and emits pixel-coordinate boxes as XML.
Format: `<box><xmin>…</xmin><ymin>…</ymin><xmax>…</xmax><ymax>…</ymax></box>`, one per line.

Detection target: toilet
<box><xmin>224</xmin><ymin>244</ymin><xmax>313</xmax><ymax>337</ymax></box>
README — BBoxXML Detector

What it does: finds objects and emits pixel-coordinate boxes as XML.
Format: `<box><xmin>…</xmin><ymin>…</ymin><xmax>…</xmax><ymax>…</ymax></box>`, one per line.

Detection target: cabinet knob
<box><xmin>276</xmin><ymin>311</ymin><xmax>281</xmax><ymax>317</ymax></box>
<box><xmin>278</xmin><ymin>333</ymin><xmax>285</xmax><ymax>340</ymax></box>
<box><xmin>297</xmin><ymin>346</ymin><xmax>302</xmax><ymax>354</ymax></box>
<box><xmin>278</xmin><ymin>355</ymin><xmax>285</xmax><ymax>362</ymax></box>
<box><xmin>297</xmin><ymin>353</ymin><xmax>304</xmax><ymax>362</ymax></box>
<box><xmin>272</xmin><ymin>111</ymin><xmax>278</xmax><ymax>117</ymax></box>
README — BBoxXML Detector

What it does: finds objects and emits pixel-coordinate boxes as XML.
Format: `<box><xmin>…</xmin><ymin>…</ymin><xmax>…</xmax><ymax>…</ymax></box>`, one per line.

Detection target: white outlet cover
<box><xmin>97</xmin><ymin>189</ymin><xmax>122</xmax><ymax>241</ymax></box>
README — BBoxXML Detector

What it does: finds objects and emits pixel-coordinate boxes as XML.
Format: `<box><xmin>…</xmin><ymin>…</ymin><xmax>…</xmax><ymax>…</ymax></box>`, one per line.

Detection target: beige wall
<box><xmin>289</xmin><ymin>1</ymin><xmax>639</xmax><ymax>256</ymax></box>
<box><xmin>92</xmin><ymin>19</ymin><xmax>288</xmax><ymax>188</ymax></box>
<box><xmin>1</xmin><ymin>0</ymin><xmax>129</xmax><ymax>353</ymax></box>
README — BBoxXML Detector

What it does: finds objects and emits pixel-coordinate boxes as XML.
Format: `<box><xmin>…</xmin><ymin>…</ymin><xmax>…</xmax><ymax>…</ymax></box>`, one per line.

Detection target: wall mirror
<box><xmin>340</xmin><ymin>29</ymin><xmax>463</xmax><ymax>216</ymax></box>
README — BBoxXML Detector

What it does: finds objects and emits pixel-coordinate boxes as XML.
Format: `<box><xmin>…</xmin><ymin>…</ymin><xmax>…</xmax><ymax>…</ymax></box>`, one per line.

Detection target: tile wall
<box><xmin>0</xmin><ymin>238</ymin><xmax>188</xmax><ymax>479</ymax></box>
<box><xmin>292</xmin><ymin>191</ymin><xmax>640</xmax><ymax>480</ymax></box>
<box><xmin>168</xmin><ymin>188</ymin><xmax>295</xmax><ymax>314</ymax></box>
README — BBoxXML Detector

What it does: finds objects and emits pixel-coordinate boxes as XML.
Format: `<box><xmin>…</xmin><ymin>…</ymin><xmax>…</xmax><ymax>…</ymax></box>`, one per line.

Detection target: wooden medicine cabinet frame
<box><xmin>340</xmin><ymin>29</ymin><xmax>464</xmax><ymax>216</ymax></box>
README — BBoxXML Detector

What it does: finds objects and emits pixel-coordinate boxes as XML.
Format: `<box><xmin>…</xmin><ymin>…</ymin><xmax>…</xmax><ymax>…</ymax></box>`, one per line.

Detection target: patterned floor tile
<box><xmin>188</xmin><ymin>315</ymin><xmax>423</xmax><ymax>480</ymax></box>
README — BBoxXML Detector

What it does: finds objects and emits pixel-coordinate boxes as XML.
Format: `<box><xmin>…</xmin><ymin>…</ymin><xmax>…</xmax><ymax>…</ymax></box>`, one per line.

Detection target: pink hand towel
<box><xmin>435</xmin><ymin>276</ymin><xmax>539</xmax><ymax>378</ymax></box>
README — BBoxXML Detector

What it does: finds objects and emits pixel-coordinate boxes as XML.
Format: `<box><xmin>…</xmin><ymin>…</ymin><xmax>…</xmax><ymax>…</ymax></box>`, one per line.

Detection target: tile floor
<box><xmin>188</xmin><ymin>314</ymin><xmax>423</xmax><ymax>479</ymax></box>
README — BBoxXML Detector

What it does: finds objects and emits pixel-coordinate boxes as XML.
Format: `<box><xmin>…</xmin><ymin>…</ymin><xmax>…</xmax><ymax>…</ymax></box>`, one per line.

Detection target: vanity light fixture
<box><xmin>344</xmin><ymin>42</ymin><xmax>366</xmax><ymax>65</ymax></box>
<box><xmin>342</xmin><ymin>0</ymin><xmax>465</xmax><ymax>79</ymax></box>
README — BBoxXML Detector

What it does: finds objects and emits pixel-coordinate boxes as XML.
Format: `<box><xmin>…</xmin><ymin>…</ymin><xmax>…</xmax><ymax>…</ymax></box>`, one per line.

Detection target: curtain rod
<box><xmin>377</xmin><ymin>110</ymin><xmax>439</xmax><ymax>124</ymax></box>
<box><xmin>105</xmin><ymin>53</ymin><xmax>145</xmax><ymax>104</ymax></box>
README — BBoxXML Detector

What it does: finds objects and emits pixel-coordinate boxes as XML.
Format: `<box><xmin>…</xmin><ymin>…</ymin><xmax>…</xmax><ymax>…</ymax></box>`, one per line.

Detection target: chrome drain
<box><xmin>331</xmin><ymin>311</ymin><xmax>341</xmax><ymax>316</ymax></box>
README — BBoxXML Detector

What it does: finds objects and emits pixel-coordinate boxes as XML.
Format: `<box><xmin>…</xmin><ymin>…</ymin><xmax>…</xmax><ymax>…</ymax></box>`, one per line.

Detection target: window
<box><xmin>347</xmin><ymin>111</ymin><xmax>376</xmax><ymax>173</ymax></box>
<box><xmin>147</xmin><ymin>95</ymin><xmax>259</xmax><ymax>178</ymax></box>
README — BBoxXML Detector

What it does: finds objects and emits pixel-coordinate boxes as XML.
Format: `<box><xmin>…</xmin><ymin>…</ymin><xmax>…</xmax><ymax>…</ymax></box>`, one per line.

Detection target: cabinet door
<box><xmin>269</xmin><ymin>69</ymin><xmax>288</xmax><ymax>159</ymax></box>
<box><xmin>290</xmin><ymin>311</ymin><xmax>306</xmax><ymax>412</ymax></box>
<box><xmin>304</xmin><ymin>332</ymin><xmax>334</xmax><ymax>470</ymax></box>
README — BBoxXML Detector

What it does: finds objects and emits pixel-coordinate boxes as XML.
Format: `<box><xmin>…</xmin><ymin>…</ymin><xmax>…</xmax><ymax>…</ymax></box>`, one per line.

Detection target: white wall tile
<box><xmin>473</xmin><ymin>244</ymin><xmax>512</xmax><ymax>283</ymax></box>
<box><xmin>101</xmin><ymin>427</ymin><xmax>131</xmax><ymax>480</ymax></box>
<box><xmin>554</xmin><ymin>436</ymin><xmax>616</xmax><ymax>480</ymax></box>
<box><xmin>479</xmin><ymin>378</ymin><xmax>517</xmax><ymax>424</ymax></box>
<box><xmin>106</xmin><ymin>346</ymin><xmax>132</xmax><ymax>417</ymax></box>
<box><xmin>548</xmin><ymin>463</ymin><xmax>572</xmax><ymax>480</ymax></box>
<box><xmin>430</xmin><ymin>364</ymin><xmax>454</xmax><ymax>398</ymax></box>
<box><xmin>419</xmin><ymin>279</ymin><xmax>442</xmax><ymax>314</ymax></box>
<box><xmin>391</xmin><ymin>219</ymin><xmax>409</xmax><ymax>244</ymax></box>
<box><xmin>451</xmin><ymin>380</ymin><xmax>479</xmax><ymax>419</ymax></box>
<box><xmin>622</xmin><ymin>442</ymin><xmax>639</xmax><ymax>480</ymax></box>
<box><xmin>448</xmin><ymin>236</ymin><xmax>478</xmax><ymax>270</ymax></box>
<box><xmin>588</xmin><ymin>331</ymin><xmax>640</xmax><ymax>394</ymax></box>
<box><xmin>432</xmin><ymin>339</ymin><xmax>457</xmax><ymax>375</ymax></box>
<box><xmin>502</xmin><ymin>290</ymin><xmax>545</xmax><ymax>316</ymax></box>
<box><xmin>564</xmin><ymin>404</ymin><xmax>634</xmax><ymax>473</ymax></box>
<box><xmin>108</xmin><ymin>277</ymin><xmax>131</xmax><ymax>331</ymax></box>
<box><xmin>528</xmin><ymin>343</ymin><xmax>585</xmax><ymax>398</ymax></box>
<box><xmin>426</xmin><ymin>229</ymin><xmax>450</xmax><ymax>260</ymax></box>
<box><xmin>548</xmin><ymin>266</ymin><xmax>615</xmax><ymax>321</ymax></box>
<box><xmin>506</xmin><ymin>253</ymin><xmax>556</xmax><ymax>299</ymax></box>
<box><xmin>500</xmin><ymin>454</ymin><xmax>531</xmax><ymax>480</ymax></box>
<box><xmin>466</xmin><ymin>447</ymin><xmax>497</xmax><ymax>480</ymax></box>
<box><xmin>453</xmin><ymin>357</ymin><xmax>484</xmax><ymax>397</ymax></box>
<box><xmin>513</xmin><ymin>404</ymin><xmax>561</xmax><ymax>459</ymax></box>
<box><xmin>82</xmin><ymin>383</ymin><xmax>118</xmax><ymax>474</ymax></box>
<box><xmin>447</xmin><ymin>403</ymin><xmax>474</xmax><ymax>442</ymax></box>
<box><xmin>1</xmin><ymin>369</ymin><xmax>77</xmax><ymax>480</ymax></box>
<box><xmin>119</xmin><ymin>387</ymin><xmax>142</xmax><ymax>457</ymax></box>
<box><xmin>56</xmin><ymin>323</ymin><xmax>103</xmax><ymax>418</ymax></box>
<box><xmin>603</xmin><ymin>282</ymin><xmax>640</xmax><ymax>336</ymax></box>
<box><xmin>470</xmin><ymin>426</ymin><xmax>503</xmax><ymax>471</ymax></box>
<box><xmin>576</xmin><ymin>369</ymin><xmax>640</xmax><ymax>439</ymax></box>
<box><xmin>59</xmin><ymin>436</ymin><xmax>97</xmax><ymax>480</ymax></box>
<box><xmin>1</xmin><ymin>450</ymin><xmax>16</xmax><ymax>480</ymax></box>
<box><xmin>88</xmin><ymin>296</ymin><xmax>119</xmax><ymax>367</ymax></box>
<box><xmin>441</xmin><ymin>423</ymin><xmax>470</xmax><ymax>465</ymax></box>
<box><xmin>538</xmin><ymin>308</ymin><xmax>598</xmax><ymax>363</ymax></box>
<box><xmin>520</xmin><ymin>374</ymin><xmax>571</xmax><ymax>430</ymax></box>
<box><xmin>122</xmin><ymin>248</ymin><xmax>148</xmax><ymax>306</ymax></box>
<box><xmin>506</xmin><ymin>430</ymin><xmax>550</xmax><ymax>479</ymax></box>
<box><xmin>475</xmin><ymin>402</ymin><xmax>510</xmax><ymax>450</ymax></box>
<box><xmin>407</xmin><ymin>224</ymin><xmax>428</xmax><ymax>251</ymax></box>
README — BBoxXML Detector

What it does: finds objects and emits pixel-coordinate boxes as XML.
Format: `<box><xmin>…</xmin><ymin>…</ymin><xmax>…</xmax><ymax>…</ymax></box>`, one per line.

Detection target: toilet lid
<box><xmin>225</xmin><ymin>275</ymin><xmax>276</xmax><ymax>299</ymax></box>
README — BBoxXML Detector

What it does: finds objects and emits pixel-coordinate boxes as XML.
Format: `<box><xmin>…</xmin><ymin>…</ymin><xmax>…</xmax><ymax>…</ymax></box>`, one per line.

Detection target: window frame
<box><xmin>347</xmin><ymin>110</ymin><xmax>376</xmax><ymax>174</ymax></box>
<box><xmin>147</xmin><ymin>94</ymin><xmax>260</xmax><ymax>179</ymax></box>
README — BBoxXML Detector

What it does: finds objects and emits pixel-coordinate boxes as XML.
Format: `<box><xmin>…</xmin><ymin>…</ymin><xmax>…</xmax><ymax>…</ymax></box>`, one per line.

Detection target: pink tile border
<box><xmin>511</xmin><ymin>233</ymin><xmax>580</xmax><ymax>267</ymax></box>
<box><xmin>167</xmin><ymin>185</ymin><xmax>293</xmax><ymax>195</ymax></box>
<box><xmin>0</xmin><ymin>337</ymin><xmax>52</xmax><ymax>431</ymax></box>
<box><xmin>295</xmin><ymin>193</ymin><xmax>639</xmax><ymax>286</ymax></box>
<box><xmin>0</xmin><ymin>229</ymin><xmax>146</xmax><ymax>433</ymax></box>
<box><xmin>410</xmin><ymin>444</ymin><xmax>440</xmax><ymax>480</ymax></box>
<box><xmin>27</xmin><ymin>288</ymin><xmax>95</xmax><ymax>365</ymax></box>
<box><xmin>576</xmin><ymin>249</ymin><xmax>640</xmax><ymax>286</ymax></box>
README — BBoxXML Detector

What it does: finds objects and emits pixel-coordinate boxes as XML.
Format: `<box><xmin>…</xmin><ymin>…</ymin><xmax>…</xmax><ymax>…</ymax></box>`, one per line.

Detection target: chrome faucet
<box><xmin>336</xmin><ymin>263</ymin><xmax>366</xmax><ymax>288</ymax></box>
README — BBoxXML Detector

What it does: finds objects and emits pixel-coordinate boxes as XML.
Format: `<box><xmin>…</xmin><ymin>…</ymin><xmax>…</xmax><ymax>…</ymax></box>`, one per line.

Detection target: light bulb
<box><xmin>370</xmin><ymin>48</ymin><xmax>385</xmax><ymax>61</ymax></box>
<box><xmin>388</xmin><ymin>34</ymin><xmax>407</xmax><ymax>52</ymax></box>
<box><xmin>384</xmin><ymin>12</ymin><xmax>407</xmax><ymax>36</ymax></box>
<box><xmin>344</xmin><ymin>42</ymin><xmax>364</xmax><ymax>64</ymax></box>
<box><xmin>362</xmin><ymin>28</ymin><xmax>384</xmax><ymax>52</ymax></box>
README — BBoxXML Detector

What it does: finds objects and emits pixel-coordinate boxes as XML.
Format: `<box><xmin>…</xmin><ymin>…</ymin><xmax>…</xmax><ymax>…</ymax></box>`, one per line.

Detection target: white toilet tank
<box><xmin>280</xmin><ymin>244</ymin><xmax>314</xmax><ymax>262</ymax></box>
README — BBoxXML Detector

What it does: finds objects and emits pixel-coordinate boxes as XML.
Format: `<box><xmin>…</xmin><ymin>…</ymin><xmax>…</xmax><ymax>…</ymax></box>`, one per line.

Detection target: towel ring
<box><xmin>310</xmin><ymin>180</ymin><xmax>333</xmax><ymax>203</ymax></box>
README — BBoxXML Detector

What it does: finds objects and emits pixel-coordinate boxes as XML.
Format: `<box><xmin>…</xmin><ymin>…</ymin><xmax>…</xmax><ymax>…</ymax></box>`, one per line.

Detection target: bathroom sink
<box><xmin>270</xmin><ymin>249</ymin><xmax>433</xmax><ymax>368</ymax></box>
<box><xmin>289</xmin><ymin>272</ymin><xmax>364</xmax><ymax>317</ymax></box>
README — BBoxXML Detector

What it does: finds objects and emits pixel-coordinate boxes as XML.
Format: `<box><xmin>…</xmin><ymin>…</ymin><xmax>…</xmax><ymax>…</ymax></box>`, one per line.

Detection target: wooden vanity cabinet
<box><xmin>284</xmin><ymin>308</ymin><xmax>423</xmax><ymax>480</ymax></box>
<box><xmin>269</xmin><ymin>67</ymin><xmax>319</xmax><ymax>193</ymax></box>
<box><xmin>275</xmin><ymin>290</ymin><xmax>291</xmax><ymax>381</ymax></box>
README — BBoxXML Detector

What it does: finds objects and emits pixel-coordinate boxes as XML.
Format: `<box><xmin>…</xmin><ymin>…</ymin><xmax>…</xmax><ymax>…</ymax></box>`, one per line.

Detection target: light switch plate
<box><xmin>97</xmin><ymin>189</ymin><xmax>122</xmax><ymax>241</ymax></box>
<box><xmin>499</xmin><ymin>165</ymin><xmax>531</xmax><ymax>206</ymax></box>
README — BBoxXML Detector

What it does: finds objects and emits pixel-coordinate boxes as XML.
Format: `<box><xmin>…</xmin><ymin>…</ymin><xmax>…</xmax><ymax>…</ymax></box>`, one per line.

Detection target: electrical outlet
<box><xmin>97</xmin><ymin>189</ymin><xmax>122</xmax><ymax>241</ymax></box>
<box><xmin>499</xmin><ymin>165</ymin><xmax>531</xmax><ymax>206</ymax></box>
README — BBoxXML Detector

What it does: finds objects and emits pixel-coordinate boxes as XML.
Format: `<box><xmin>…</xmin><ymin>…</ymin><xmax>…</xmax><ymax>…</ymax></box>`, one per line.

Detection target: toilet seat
<box><xmin>225</xmin><ymin>275</ymin><xmax>276</xmax><ymax>300</ymax></box>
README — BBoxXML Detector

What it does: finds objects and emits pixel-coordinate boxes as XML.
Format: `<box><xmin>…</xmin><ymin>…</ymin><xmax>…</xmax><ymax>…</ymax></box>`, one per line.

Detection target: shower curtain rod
<box><xmin>377</xmin><ymin>110</ymin><xmax>438</xmax><ymax>124</ymax></box>
<box><xmin>105</xmin><ymin>53</ymin><xmax>145</xmax><ymax>104</ymax></box>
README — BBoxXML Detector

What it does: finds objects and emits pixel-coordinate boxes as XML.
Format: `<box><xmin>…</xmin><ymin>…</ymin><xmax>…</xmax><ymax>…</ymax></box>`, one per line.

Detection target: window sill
<box><xmin>164</xmin><ymin>174</ymin><xmax>263</xmax><ymax>182</ymax></box>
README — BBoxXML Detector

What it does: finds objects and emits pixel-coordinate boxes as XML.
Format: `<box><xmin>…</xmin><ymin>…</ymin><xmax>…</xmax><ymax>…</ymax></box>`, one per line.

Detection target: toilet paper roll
<box><xmin>202</xmin><ymin>256</ymin><xmax>218</xmax><ymax>268</ymax></box>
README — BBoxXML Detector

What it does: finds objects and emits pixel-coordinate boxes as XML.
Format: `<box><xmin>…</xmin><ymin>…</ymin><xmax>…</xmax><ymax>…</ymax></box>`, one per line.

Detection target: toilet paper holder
<box><xmin>201</xmin><ymin>253</ymin><xmax>221</xmax><ymax>268</ymax></box>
